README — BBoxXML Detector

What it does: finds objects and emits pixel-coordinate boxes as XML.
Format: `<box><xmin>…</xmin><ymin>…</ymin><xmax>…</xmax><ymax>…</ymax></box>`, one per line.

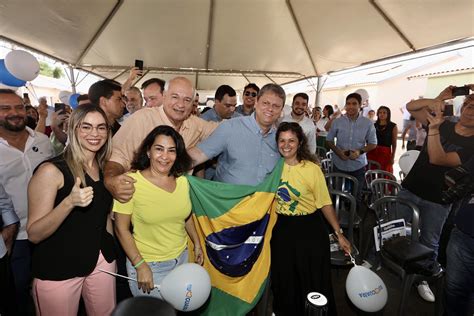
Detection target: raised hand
<box><xmin>68</xmin><ymin>177</ymin><xmax>94</xmax><ymax>207</ymax></box>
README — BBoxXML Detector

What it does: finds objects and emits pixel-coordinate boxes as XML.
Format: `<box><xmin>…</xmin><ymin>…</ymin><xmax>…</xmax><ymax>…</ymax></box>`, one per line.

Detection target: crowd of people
<box><xmin>0</xmin><ymin>70</ymin><xmax>473</xmax><ymax>316</ymax></box>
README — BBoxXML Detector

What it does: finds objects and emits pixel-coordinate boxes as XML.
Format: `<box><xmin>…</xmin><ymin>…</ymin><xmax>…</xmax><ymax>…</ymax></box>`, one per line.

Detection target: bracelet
<box><xmin>428</xmin><ymin>133</ymin><xmax>440</xmax><ymax>136</ymax></box>
<box><xmin>131</xmin><ymin>253</ymin><xmax>141</xmax><ymax>262</ymax></box>
<box><xmin>134</xmin><ymin>259</ymin><xmax>145</xmax><ymax>269</ymax></box>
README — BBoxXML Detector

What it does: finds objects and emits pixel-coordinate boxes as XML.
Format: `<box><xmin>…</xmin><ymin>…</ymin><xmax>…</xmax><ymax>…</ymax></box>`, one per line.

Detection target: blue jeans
<box><xmin>397</xmin><ymin>189</ymin><xmax>451</xmax><ymax>265</ymax></box>
<box><xmin>126</xmin><ymin>249</ymin><xmax>188</xmax><ymax>299</ymax></box>
<box><xmin>445</xmin><ymin>228</ymin><xmax>474</xmax><ymax>316</ymax></box>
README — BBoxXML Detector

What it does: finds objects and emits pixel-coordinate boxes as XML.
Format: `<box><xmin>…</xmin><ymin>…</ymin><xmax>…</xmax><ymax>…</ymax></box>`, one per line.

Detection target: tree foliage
<box><xmin>39</xmin><ymin>61</ymin><xmax>64</xmax><ymax>79</ymax></box>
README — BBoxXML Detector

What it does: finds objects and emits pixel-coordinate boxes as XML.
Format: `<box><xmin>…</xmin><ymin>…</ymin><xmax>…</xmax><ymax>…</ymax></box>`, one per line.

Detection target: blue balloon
<box><xmin>69</xmin><ymin>93</ymin><xmax>81</xmax><ymax>109</ymax></box>
<box><xmin>0</xmin><ymin>59</ymin><xmax>26</xmax><ymax>87</ymax></box>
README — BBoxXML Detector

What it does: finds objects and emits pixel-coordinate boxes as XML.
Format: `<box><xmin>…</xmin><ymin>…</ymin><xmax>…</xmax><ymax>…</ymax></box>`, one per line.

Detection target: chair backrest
<box><xmin>399</xmin><ymin>170</ymin><xmax>406</xmax><ymax>181</ymax></box>
<box><xmin>325</xmin><ymin>172</ymin><xmax>359</xmax><ymax>198</ymax></box>
<box><xmin>320</xmin><ymin>158</ymin><xmax>333</xmax><ymax>174</ymax></box>
<box><xmin>328</xmin><ymin>189</ymin><xmax>356</xmax><ymax>243</ymax></box>
<box><xmin>370</xmin><ymin>196</ymin><xmax>421</xmax><ymax>241</ymax></box>
<box><xmin>316</xmin><ymin>146</ymin><xmax>327</xmax><ymax>160</ymax></box>
<box><xmin>367</xmin><ymin>159</ymin><xmax>382</xmax><ymax>171</ymax></box>
<box><xmin>326</xmin><ymin>151</ymin><xmax>334</xmax><ymax>160</ymax></box>
<box><xmin>370</xmin><ymin>178</ymin><xmax>402</xmax><ymax>203</ymax></box>
<box><xmin>365</xmin><ymin>169</ymin><xmax>397</xmax><ymax>187</ymax></box>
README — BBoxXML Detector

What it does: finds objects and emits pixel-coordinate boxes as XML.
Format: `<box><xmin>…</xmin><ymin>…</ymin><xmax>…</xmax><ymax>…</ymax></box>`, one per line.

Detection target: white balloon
<box><xmin>354</xmin><ymin>89</ymin><xmax>369</xmax><ymax>103</ymax></box>
<box><xmin>59</xmin><ymin>90</ymin><xmax>72</xmax><ymax>105</ymax></box>
<box><xmin>346</xmin><ymin>265</ymin><xmax>388</xmax><ymax>312</ymax></box>
<box><xmin>0</xmin><ymin>83</ymin><xmax>19</xmax><ymax>91</ymax></box>
<box><xmin>160</xmin><ymin>263</ymin><xmax>211</xmax><ymax>312</ymax></box>
<box><xmin>5</xmin><ymin>50</ymin><xmax>40</xmax><ymax>81</ymax></box>
<box><xmin>399</xmin><ymin>150</ymin><xmax>420</xmax><ymax>175</ymax></box>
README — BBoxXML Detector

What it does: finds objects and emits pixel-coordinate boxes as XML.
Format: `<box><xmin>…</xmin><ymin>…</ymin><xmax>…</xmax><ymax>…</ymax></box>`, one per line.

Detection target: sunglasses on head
<box><xmin>244</xmin><ymin>91</ymin><xmax>257</xmax><ymax>97</ymax></box>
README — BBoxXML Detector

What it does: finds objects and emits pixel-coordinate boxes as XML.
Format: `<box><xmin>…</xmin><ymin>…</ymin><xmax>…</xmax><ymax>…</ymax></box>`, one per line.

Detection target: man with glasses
<box><xmin>88</xmin><ymin>79</ymin><xmax>126</xmax><ymax>135</ymax></box>
<box><xmin>0</xmin><ymin>89</ymin><xmax>53</xmax><ymax>315</ymax></box>
<box><xmin>236</xmin><ymin>83</ymin><xmax>259</xmax><ymax>116</ymax></box>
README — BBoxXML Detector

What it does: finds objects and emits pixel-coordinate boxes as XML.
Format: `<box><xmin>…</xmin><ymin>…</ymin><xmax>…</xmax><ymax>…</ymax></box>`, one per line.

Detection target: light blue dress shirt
<box><xmin>197</xmin><ymin>114</ymin><xmax>280</xmax><ymax>185</ymax></box>
<box><xmin>1</xmin><ymin>184</ymin><xmax>20</xmax><ymax>258</ymax></box>
<box><xmin>200</xmin><ymin>107</ymin><xmax>241</xmax><ymax>122</ymax></box>
<box><xmin>326</xmin><ymin>114</ymin><xmax>377</xmax><ymax>171</ymax></box>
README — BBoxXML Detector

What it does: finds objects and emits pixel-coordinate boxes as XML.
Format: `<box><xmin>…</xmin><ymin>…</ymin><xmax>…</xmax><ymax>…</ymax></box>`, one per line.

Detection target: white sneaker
<box><xmin>417</xmin><ymin>281</ymin><xmax>435</xmax><ymax>302</ymax></box>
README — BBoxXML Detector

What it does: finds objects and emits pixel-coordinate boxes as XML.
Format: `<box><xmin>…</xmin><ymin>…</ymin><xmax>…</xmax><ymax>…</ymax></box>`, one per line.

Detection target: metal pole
<box><xmin>315</xmin><ymin>76</ymin><xmax>322</xmax><ymax>107</ymax></box>
<box><xmin>69</xmin><ymin>66</ymin><xmax>77</xmax><ymax>94</ymax></box>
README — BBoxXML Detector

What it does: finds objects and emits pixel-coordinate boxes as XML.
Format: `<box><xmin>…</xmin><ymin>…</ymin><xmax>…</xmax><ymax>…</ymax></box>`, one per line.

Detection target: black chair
<box><xmin>328</xmin><ymin>189</ymin><xmax>357</xmax><ymax>266</ymax></box>
<box><xmin>370</xmin><ymin>196</ymin><xmax>443</xmax><ymax>316</ymax></box>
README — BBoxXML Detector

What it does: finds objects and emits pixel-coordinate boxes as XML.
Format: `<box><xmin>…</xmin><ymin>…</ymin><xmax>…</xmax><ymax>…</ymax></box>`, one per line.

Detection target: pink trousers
<box><xmin>33</xmin><ymin>252</ymin><xmax>116</xmax><ymax>316</ymax></box>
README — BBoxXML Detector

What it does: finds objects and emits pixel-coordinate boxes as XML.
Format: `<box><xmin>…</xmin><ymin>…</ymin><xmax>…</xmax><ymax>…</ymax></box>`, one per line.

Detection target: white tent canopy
<box><xmin>1</xmin><ymin>0</ymin><xmax>472</xmax><ymax>90</ymax></box>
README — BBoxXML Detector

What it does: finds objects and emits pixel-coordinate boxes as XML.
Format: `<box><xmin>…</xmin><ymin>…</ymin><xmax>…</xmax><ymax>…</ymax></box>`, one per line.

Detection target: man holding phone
<box><xmin>399</xmin><ymin>84</ymin><xmax>474</xmax><ymax>302</ymax></box>
<box><xmin>326</xmin><ymin>92</ymin><xmax>377</xmax><ymax>201</ymax></box>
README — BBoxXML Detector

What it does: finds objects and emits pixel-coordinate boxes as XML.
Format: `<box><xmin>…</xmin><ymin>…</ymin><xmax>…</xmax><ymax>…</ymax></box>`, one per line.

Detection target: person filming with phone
<box><xmin>398</xmin><ymin>84</ymin><xmax>474</xmax><ymax>303</ymax></box>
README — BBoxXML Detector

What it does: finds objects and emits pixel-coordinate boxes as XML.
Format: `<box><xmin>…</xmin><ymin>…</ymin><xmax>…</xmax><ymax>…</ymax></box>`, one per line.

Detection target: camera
<box><xmin>442</xmin><ymin>157</ymin><xmax>474</xmax><ymax>204</ymax></box>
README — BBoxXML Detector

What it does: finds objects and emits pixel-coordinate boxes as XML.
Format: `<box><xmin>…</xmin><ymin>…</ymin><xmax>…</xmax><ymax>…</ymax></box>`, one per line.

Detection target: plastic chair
<box><xmin>320</xmin><ymin>158</ymin><xmax>333</xmax><ymax>174</ymax></box>
<box><xmin>370</xmin><ymin>178</ymin><xmax>402</xmax><ymax>204</ymax></box>
<box><xmin>328</xmin><ymin>190</ymin><xmax>357</xmax><ymax>266</ymax></box>
<box><xmin>370</xmin><ymin>196</ymin><xmax>443</xmax><ymax>316</ymax></box>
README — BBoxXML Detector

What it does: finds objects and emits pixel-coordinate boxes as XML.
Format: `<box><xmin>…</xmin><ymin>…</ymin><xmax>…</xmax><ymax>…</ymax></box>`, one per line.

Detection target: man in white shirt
<box><xmin>280</xmin><ymin>93</ymin><xmax>317</xmax><ymax>154</ymax></box>
<box><xmin>0</xmin><ymin>89</ymin><xmax>53</xmax><ymax>314</ymax></box>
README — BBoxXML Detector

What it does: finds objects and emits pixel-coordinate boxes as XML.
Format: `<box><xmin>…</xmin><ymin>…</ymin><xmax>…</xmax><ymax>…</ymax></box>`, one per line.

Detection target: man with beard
<box><xmin>280</xmin><ymin>93</ymin><xmax>317</xmax><ymax>154</ymax></box>
<box><xmin>0</xmin><ymin>89</ymin><xmax>53</xmax><ymax>315</ymax></box>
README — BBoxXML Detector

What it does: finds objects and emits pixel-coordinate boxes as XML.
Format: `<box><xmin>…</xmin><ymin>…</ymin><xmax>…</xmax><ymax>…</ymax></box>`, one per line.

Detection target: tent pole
<box><xmin>314</xmin><ymin>76</ymin><xmax>321</xmax><ymax>107</ymax></box>
<box><xmin>69</xmin><ymin>66</ymin><xmax>77</xmax><ymax>94</ymax></box>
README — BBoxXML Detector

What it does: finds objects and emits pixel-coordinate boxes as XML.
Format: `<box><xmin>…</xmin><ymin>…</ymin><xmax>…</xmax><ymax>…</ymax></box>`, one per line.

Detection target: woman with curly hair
<box><xmin>271</xmin><ymin>122</ymin><xmax>351</xmax><ymax>315</ymax></box>
<box><xmin>114</xmin><ymin>125</ymin><xmax>203</xmax><ymax>298</ymax></box>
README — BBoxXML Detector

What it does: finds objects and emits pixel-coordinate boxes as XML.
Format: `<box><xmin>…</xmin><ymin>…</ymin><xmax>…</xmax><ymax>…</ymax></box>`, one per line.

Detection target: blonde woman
<box><xmin>27</xmin><ymin>104</ymin><xmax>117</xmax><ymax>316</ymax></box>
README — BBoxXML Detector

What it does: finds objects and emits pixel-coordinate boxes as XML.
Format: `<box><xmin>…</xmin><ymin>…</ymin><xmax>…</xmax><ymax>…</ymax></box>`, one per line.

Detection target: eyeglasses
<box><xmin>244</xmin><ymin>91</ymin><xmax>257</xmax><ymax>97</ymax></box>
<box><xmin>78</xmin><ymin>123</ymin><xmax>109</xmax><ymax>135</ymax></box>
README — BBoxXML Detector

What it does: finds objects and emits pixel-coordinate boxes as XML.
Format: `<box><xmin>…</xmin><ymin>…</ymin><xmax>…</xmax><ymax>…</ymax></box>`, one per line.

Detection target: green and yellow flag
<box><xmin>187</xmin><ymin>159</ymin><xmax>284</xmax><ymax>315</ymax></box>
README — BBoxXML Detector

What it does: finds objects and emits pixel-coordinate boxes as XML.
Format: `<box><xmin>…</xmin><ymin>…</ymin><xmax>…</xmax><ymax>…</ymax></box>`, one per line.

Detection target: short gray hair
<box><xmin>257</xmin><ymin>83</ymin><xmax>286</xmax><ymax>106</ymax></box>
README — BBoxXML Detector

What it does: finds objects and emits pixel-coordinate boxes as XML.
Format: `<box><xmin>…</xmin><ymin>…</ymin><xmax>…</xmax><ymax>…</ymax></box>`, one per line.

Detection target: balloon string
<box><xmin>26</xmin><ymin>82</ymin><xmax>38</xmax><ymax>102</ymax></box>
<box><xmin>349</xmin><ymin>253</ymin><xmax>357</xmax><ymax>266</ymax></box>
<box><xmin>98</xmin><ymin>268</ymin><xmax>160</xmax><ymax>289</ymax></box>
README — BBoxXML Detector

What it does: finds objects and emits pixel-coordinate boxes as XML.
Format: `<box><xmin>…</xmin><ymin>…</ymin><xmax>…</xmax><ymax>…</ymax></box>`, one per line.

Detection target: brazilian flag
<box><xmin>187</xmin><ymin>159</ymin><xmax>284</xmax><ymax>315</ymax></box>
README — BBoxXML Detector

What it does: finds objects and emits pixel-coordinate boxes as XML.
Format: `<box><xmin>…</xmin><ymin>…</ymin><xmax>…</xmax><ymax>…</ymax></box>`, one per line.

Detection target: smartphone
<box><xmin>443</xmin><ymin>103</ymin><xmax>454</xmax><ymax>117</ymax></box>
<box><xmin>134</xmin><ymin>59</ymin><xmax>144</xmax><ymax>71</ymax></box>
<box><xmin>54</xmin><ymin>103</ymin><xmax>67</xmax><ymax>114</ymax></box>
<box><xmin>344</xmin><ymin>150</ymin><xmax>351</xmax><ymax>156</ymax></box>
<box><xmin>23</xmin><ymin>93</ymin><xmax>29</xmax><ymax>98</ymax></box>
<box><xmin>452</xmin><ymin>86</ymin><xmax>470</xmax><ymax>97</ymax></box>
